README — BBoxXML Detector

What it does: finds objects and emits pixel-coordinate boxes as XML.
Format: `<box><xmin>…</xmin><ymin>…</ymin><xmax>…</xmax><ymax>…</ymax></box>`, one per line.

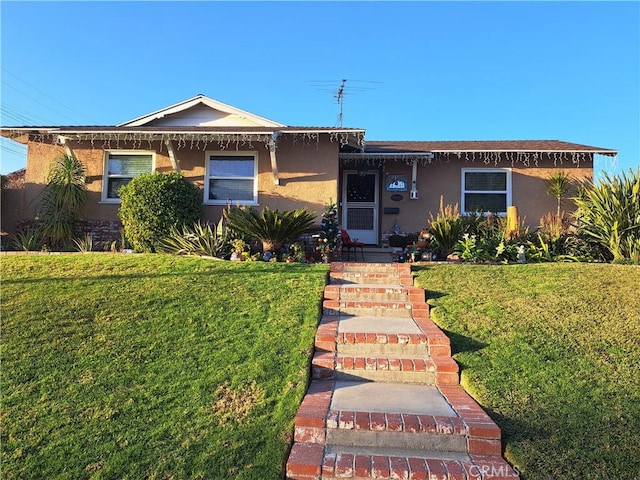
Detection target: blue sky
<box><xmin>1</xmin><ymin>1</ymin><xmax>638</xmax><ymax>177</ymax></box>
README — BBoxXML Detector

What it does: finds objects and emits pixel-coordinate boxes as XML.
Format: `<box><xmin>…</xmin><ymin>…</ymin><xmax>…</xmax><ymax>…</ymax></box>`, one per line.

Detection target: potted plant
<box><xmin>230</xmin><ymin>238</ymin><xmax>248</xmax><ymax>261</ymax></box>
<box><xmin>416</xmin><ymin>229</ymin><xmax>431</xmax><ymax>248</ymax></box>
<box><xmin>316</xmin><ymin>201</ymin><xmax>340</xmax><ymax>263</ymax></box>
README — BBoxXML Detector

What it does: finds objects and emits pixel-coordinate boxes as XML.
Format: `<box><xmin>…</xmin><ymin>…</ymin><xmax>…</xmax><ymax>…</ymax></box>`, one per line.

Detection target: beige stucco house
<box><xmin>1</xmin><ymin>95</ymin><xmax>618</xmax><ymax>245</ymax></box>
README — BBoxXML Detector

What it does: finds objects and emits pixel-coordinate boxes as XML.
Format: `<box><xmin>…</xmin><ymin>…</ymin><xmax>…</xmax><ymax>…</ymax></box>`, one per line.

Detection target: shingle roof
<box><xmin>364</xmin><ymin>140</ymin><xmax>617</xmax><ymax>155</ymax></box>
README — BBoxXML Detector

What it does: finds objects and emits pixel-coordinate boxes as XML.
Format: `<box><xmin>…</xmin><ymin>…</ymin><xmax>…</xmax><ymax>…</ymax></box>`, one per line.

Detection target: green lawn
<box><xmin>1</xmin><ymin>255</ymin><xmax>329</xmax><ymax>480</ymax></box>
<box><xmin>4</xmin><ymin>257</ymin><xmax>639</xmax><ymax>479</ymax></box>
<box><xmin>414</xmin><ymin>263</ymin><xmax>640</xmax><ymax>480</ymax></box>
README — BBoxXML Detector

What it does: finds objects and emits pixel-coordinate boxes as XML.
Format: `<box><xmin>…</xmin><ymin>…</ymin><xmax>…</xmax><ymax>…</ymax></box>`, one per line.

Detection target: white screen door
<box><xmin>342</xmin><ymin>170</ymin><xmax>379</xmax><ymax>244</ymax></box>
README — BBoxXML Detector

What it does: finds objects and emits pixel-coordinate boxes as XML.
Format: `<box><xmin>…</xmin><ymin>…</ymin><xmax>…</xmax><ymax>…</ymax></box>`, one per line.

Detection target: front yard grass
<box><xmin>1</xmin><ymin>255</ymin><xmax>329</xmax><ymax>479</ymax></box>
<box><xmin>414</xmin><ymin>263</ymin><xmax>640</xmax><ymax>480</ymax></box>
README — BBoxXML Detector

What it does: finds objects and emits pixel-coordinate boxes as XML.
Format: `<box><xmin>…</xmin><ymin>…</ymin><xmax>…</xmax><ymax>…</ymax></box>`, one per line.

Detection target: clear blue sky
<box><xmin>1</xmin><ymin>1</ymin><xmax>638</xmax><ymax>177</ymax></box>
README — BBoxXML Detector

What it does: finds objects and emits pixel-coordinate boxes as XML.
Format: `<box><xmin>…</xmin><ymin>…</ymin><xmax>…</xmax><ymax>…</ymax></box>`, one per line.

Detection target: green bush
<box><xmin>224</xmin><ymin>206</ymin><xmax>316</xmax><ymax>253</ymax></box>
<box><xmin>574</xmin><ymin>169</ymin><xmax>640</xmax><ymax>263</ymax></box>
<box><xmin>118</xmin><ymin>172</ymin><xmax>202</xmax><ymax>252</ymax></box>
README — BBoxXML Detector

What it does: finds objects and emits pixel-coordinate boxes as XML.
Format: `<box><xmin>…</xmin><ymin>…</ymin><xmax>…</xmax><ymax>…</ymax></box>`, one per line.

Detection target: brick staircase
<box><xmin>286</xmin><ymin>262</ymin><xmax>519</xmax><ymax>480</ymax></box>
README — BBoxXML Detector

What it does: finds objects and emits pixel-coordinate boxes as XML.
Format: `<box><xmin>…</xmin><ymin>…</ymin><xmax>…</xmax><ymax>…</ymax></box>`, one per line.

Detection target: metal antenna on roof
<box><xmin>336</xmin><ymin>79</ymin><xmax>347</xmax><ymax>127</ymax></box>
<box><xmin>306</xmin><ymin>79</ymin><xmax>381</xmax><ymax>127</ymax></box>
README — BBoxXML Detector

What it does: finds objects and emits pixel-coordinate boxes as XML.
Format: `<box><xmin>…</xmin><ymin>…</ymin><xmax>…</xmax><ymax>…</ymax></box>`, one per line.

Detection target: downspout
<box><xmin>410</xmin><ymin>159</ymin><xmax>418</xmax><ymax>199</ymax></box>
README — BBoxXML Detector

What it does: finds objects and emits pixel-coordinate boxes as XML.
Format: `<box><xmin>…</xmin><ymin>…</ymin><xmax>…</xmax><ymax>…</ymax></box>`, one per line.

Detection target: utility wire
<box><xmin>1</xmin><ymin>81</ymin><xmax>83</xmax><ymax>124</ymax></box>
<box><xmin>2</xmin><ymin>68</ymin><xmax>95</xmax><ymax>123</ymax></box>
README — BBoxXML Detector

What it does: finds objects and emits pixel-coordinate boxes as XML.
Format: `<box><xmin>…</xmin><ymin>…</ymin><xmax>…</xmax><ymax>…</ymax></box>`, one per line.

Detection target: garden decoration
<box><xmin>317</xmin><ymin>201</ymin><xmax>340</xmax><ymax>263</ymax></box>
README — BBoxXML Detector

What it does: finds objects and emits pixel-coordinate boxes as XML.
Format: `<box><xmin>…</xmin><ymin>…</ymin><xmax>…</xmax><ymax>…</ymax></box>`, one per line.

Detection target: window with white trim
<box><xmin>205</xmin><ymin>151</ymin><xmax>258</xmax><ymax>205</ymax></box>
<box><xmin>102</xmin><ymin>151</ymin><xmax>154</xmax><ymax>201</ymax></box>
<box><xmin>461</xmin><ymin>168</ymin><xmax>512</xmax><ymax>214</ymax></box>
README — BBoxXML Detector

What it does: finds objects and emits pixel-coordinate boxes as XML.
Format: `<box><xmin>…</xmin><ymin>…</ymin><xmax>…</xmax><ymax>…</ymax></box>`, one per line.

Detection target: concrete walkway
<box><xmin>286</xmin><ymin>262</ymin><xmax>519</xmax><ymax>479</ymax></box>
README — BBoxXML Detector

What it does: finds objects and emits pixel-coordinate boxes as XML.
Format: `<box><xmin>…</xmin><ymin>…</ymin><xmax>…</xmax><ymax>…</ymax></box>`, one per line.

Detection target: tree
<box><xmin>545</xmin><ymin>171</ymin><xmax>572</xmax><ymax>217</ymax></box>
<box><xmin>37</xmin><ymin>154</ymin><xmax>87</xmax><ymax>247</ymax></box>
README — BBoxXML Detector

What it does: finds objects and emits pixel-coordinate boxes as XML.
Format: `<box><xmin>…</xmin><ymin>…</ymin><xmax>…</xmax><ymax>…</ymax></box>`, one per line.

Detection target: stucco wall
<box><xmin>378</xmin><ymin>156</ymin><xmax>592</xmax><ymax>234</ymax></box>
<box><xmin>17</xmin><ymin>134</ymin><xmax>341</xmax><ymax>229</ymax></box>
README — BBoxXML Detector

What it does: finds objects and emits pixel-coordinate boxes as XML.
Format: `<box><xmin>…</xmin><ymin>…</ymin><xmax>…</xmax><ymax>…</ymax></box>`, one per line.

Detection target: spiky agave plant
<box><xmin>574</xmin><ymin>169</ymin><xmax>640</xmax><ymax>263</ymax></box>
<box><xmin>224</xmin><ymin>206</ymin><xmax>316</xmax><ymax>253</ymax></box>
<box><xmin>157</xmin><ymin>219</ymin><xmax>231</xmax><ymax>258</ymax></box>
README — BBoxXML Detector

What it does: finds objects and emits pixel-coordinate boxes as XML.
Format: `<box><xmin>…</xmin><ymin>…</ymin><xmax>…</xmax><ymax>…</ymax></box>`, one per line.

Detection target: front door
<box><xmin>342</xmin><ymin>170</ymin><xmax>379</xmax><ymax>244</ymax></box>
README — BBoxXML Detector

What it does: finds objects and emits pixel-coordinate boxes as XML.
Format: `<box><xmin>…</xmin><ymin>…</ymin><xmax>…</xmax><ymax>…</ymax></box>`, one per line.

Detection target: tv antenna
<box><xmin>335</xmin><ymin>79</ymin><xmax>347</xmax><ymax>127</ymax></box>
<box><xmin>306</xmin><ymin>78</ymin><xmax>381</xmax><ymax>127</ymax></box>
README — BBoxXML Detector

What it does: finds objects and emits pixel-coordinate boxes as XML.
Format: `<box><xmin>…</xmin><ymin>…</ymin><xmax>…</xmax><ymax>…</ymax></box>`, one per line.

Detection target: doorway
<box><xmin>341</xmin><ymin>170</ymin><xmax>379</xmax><ymax>244</ymax></box>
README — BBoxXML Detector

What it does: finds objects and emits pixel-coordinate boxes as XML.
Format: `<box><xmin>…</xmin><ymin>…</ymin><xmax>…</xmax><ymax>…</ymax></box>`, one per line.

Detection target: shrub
<box><xmin>158</xmin><ymin>220</ymin><xmax>230</xmax><ymax>258</ymax></box>
<box><xmin>118</xmin><ymin>172</ymin><xmax>202</xmax><ymax>252</ymax></box>
<box><xmin>72</xmin><ymin>233</ymin><xmax>94</xmax><ymax>253</ymax></box>
<box><xmin>37</xmin><ymin>155</ymin><xmax>87</xmax><ymax>247</ymax></box>
<box><xmin>224</xmin><ymin>206</ymin><xmax>316</xmax><ymax>253</ymax></box>
<box><xmin>428</xmin><ymin>197</ymin><xmax>463</xmax><ymax>258</ymax></box>
<box><xmin>574</xmin><ymin>169</ymin><xmax>640</xmax><ymax>263</ymax></box>
<box><xmin>11</xmin><ymin>227</ymin><xmax>44</xmax><ymax>251</ymax></box>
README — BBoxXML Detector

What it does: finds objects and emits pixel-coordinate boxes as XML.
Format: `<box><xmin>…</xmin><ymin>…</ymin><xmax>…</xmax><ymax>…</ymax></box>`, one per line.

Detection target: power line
<box><xmin>2</xmin><ymin>68</ymin><xmax>95</xmax><ymax>123</ymax></box>
<box><xmin>1</xmin><ymin>80</ymin><xmax>83</xmax><ymax>124</ymax></box>
<box><xmin>1</xmin><ymin>104</ymin><xmax>48</xmax><ymax>125</ymax></box>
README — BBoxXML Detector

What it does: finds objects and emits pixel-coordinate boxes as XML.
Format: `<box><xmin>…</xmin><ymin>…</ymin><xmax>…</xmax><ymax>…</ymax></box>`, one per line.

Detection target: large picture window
<box><xmin>102</xmin><ymin>151</ymin><xmax>154</xmax><ymax>201</ymax></box>
<box><xmin>461</xmin><ymin>168</ymin><xmax>511</xmax><ymax>214</ymax></box>
<box><xmin>205</xmin><ymin>151</ymin><xmax>257</xmax><ymax>205</ymax></box>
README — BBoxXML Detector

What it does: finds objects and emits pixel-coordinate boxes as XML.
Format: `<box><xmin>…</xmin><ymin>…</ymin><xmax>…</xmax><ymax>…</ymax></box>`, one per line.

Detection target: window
<box><xmin>461</xmin><ymin>168</ymin><xmax>511</xmax><ymax>214</ymax></box>
<box><xmin>205</xmin><ymin>151</ymin><xmax>258</xmax><ymax>205</ymax></box>
<box><xmin>102</xmin><ymin>151</ymin><xmax>154</xmax><ymax>201</ymax></box>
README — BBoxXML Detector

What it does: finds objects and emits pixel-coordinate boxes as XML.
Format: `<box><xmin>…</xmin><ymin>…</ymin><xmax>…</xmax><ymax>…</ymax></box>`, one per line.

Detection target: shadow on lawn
<box><xmin>3</xmin><ymin>262</ymin><xmax>323</xmax><ymax>286</ymax></box>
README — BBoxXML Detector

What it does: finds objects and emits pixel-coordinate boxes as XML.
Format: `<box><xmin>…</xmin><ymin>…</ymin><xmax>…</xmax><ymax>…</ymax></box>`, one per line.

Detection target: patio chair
<box><xmin>341</xmin><ymin>229</ymin><xmax>365</xmax><ymax>261</ymax></box>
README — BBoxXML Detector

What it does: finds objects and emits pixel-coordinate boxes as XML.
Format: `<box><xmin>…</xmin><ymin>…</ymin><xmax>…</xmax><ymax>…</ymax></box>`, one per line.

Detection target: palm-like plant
<box><xmin>574</xmin><ymin>169</ymin><xmax>640</xmax><ymax>262</ymax></box>
<box><xmin>546</xmin><ymin>171</ymin><xmax>572</xmax><ymax>217</ymax></box>
<box><xmin>37</xmin><ymin>154</ymin><xmax>87</xmax><ymax>246</ymax></box>
<box><xmin>224</xmin><ymin>206</ymin><xmax>316</xmax><ymax>253</ymax></box>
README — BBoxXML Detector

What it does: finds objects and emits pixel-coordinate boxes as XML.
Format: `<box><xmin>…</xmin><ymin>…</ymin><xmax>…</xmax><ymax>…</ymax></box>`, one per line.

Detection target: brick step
<box><xmin>330</xmin><ymin>272</ymin><xmax>414</xmax><ymax>286</ymax></box>
<box><xmin>325</xmin><ymin>409</ymin><xmax>467</xmax><ymax>453</ymax></box>
<box><xmin>323</xmin><ymin>300</ymin><xmax>414</xmax><ymax>318</ymax></box>
<box><xmin>332</xmin><ymin>262</ymin><xmax>407</xmax><ymax>272</ymax></box>
<box><xmin>327</xmin><ymin>286</ymin><xmax>410</xmax><ymax>303</ymax></box>
<box><xmin>338</xmin><ymin>336</ymin><xmax>429</xmax><ymax>356</ymax></box>
<box><xmin>313</xmin><ymin>353</ymin><xmax>458</xmax><ymax>384</ymax></box>
<box><xmin>335</xmin><ymin>355</ymin><xmax>437</xmax><ymax>384</ymax></box>
<box><xmin>315</xmin><ymin>316</ymin><xmax>451</xmax><ymax>357</ymax></box>
<box><xmin>320</xmin><ymin>449</ymin><xmax>519</xmax><ymax>480</ymax></box>
<box><xmin>287</xmin><ymin>443</ymin><xmax>518</xmax><ymax>480</ymax></box>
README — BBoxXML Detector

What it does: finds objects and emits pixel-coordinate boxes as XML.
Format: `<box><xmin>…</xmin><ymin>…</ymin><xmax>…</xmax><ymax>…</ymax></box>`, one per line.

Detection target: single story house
<box><xmin>1</xmin><ymin>94</ymin><xmax>618</xmax><ymax>245</ymax></box>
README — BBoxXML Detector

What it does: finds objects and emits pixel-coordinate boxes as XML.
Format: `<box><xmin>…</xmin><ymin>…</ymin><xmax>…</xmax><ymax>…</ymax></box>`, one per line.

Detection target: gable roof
<box><xmin>364</xmin><ymin>140</ymin><xmax>617</xmax><ymax>155</ymax></box>
<box><xmin>117</xmin><ymin>94</ymin><xmax>286</xmax><ymax>128</ymax></box>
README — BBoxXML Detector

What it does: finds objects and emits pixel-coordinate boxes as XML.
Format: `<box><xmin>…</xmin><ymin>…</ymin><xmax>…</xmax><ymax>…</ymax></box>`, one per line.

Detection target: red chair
<box><xmin>341</xmin><ymin>229</ymin><xmax>365</xmax><ymax>261</ymax></box>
